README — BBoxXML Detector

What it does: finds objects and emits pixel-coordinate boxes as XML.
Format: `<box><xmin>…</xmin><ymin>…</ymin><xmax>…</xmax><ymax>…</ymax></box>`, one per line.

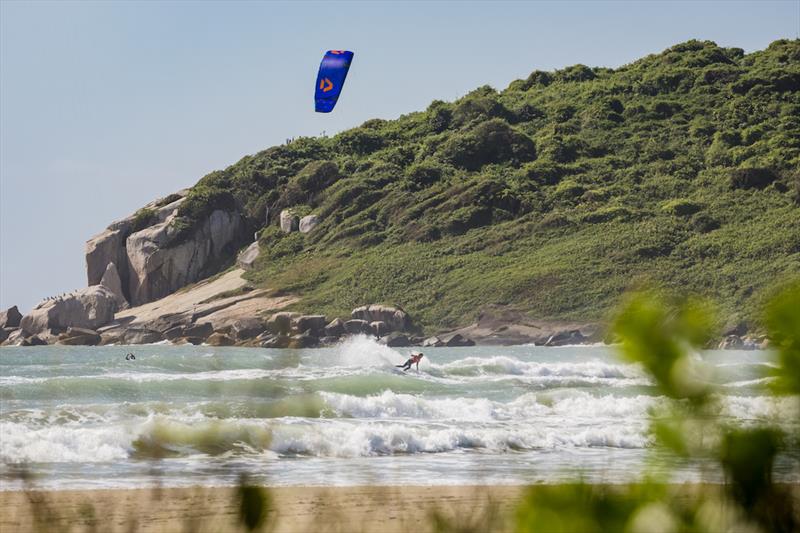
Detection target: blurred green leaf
<box><xmin>613</xmin><ymin>291</ymin><xmax>715</xmax><ymax>403</ymax></box>
<box><xmin>765</xmin><ymin>281</ymin><xmax>800</xmax><ymax>395</ymax></box>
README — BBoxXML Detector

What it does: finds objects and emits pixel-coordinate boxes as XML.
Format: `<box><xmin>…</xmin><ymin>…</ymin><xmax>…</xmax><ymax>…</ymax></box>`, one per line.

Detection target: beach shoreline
<box><xmin>1</xmin><ymin>484</ymin><xmax>526</xmax><ymax>532</ymax></box>
<box><xmin>4</xmin><ymin>483</ymin><xmax>799</xmax><ymax>532</ymax></box>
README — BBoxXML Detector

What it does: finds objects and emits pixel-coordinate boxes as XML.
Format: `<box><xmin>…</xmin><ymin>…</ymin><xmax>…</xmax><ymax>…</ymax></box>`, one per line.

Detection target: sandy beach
<box><xmin>0</xmin><ymin>485</ymin><xmax>526</xmax><ymax>533</ymax></box>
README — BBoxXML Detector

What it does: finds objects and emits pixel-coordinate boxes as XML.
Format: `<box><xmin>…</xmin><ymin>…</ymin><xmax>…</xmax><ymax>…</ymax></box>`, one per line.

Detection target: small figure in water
<box><xmin>396</xmin><ymin>351</ymin><xmax>423</xmax><ymax>372</ymax></box>
<box><xmin>125</xmin><ymin>353</ymin><xmax>136</xmax><ymax>361</ymax></box>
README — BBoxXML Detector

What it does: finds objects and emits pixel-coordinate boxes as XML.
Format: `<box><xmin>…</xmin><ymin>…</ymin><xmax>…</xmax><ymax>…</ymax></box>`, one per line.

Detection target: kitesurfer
<box><xmin>396</xmin><ymin>351</ymin><xmax>423</xmax><ymax>372</ymax></box>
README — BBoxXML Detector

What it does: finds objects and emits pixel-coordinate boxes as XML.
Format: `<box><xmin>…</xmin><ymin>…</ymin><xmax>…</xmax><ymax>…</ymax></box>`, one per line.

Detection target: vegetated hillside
<box><xmin>175</xmin><ymin>39</ymin><xmax>800</xmax><ymax>333</ymax></box>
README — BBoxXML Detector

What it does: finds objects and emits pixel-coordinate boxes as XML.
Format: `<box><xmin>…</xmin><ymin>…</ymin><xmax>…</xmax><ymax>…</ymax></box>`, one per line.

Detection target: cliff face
<box><xmin>85</xmin><ymin>191</ymin><xmax>247</xmax><ymax>306</ymax></box>
<box><xmin>125</xmin><ymin>209</ymin><xmax>244</xmax><ymax>304</ymax></box>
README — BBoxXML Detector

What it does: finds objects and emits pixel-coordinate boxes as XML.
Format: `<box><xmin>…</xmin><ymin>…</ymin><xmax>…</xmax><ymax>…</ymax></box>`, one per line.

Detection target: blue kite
<box><xmin>315</xmin><ymin>50</ymin><xmax>354</xmax><ymax>113</ymax></box>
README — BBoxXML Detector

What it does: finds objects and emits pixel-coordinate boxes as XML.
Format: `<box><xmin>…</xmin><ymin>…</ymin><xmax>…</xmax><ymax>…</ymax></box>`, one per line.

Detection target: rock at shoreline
<box><xmin>262</xmin><ymin>335</ymin><xmax>290</xmax><ymax>348</ymax></box>
<box><xmin>0</xmin><ymin>327</ymin><xmax>14</xmax><ymax>343</ymax></box>
<box><xmin>0</xmin><ymin>306</ymin><xmax>22</xmax><ymax>329</ymax></box>
<box><xmin>122</xmin><ymin>328</ymin><xmax>163</xmax><ymax>344</ymax></box>
<box><xmin>290</xmin><ymin>331</ymin><xmax>318</xmax><ymax>348</ymax></box>
<box><xmin>544</xmin><ymin>330</ymin><xmax>586</xmax><ymax>346</ymax></box>
<box><xmin>299</xmin><ymin>215</ymin><xmax>320</xmax><ymax>234</ymax></box>
<box><xmin>324</xmin><ymin>318</ymin><xmax>346</xmax><ymax>337</ymax></box>
<box><xmin>163</xmin><ymin>325</ymin><xmax>186</xmax><ymax>341</ymax></box>
<box><xmin>183</xmin><ymin>322</ymin><xmax>213</xmax><ymax>339</ymax></box>
<box><xmin>296</xmin><ymin>315</ymin><xmax>326</xmax><ymax>335</ymax></box>
<box><xmin>207</xmin><ymin>332</ymin><xmax>235</xmax><ymax>346</ymax></box>
<box><xmin>2</xmin><ymin>329</ymin><xmax>25</xmax><ymax>346</ymax></box>
<box><xmin>231</xmin><ymin>318</ymin><xmax>267</xmax><ymax>341</ymax></box>
<box><xmin>237</xmin><ymin>242</ymin><xmax>261</xmax><ymax>271</ymax></box>
<box><xmin>21</xmin><ymin>335</ymin><xmax>47</xmax><ymax>347</ymax></box>
<box><xmin>442</xmin><ymin>333</ymin><xmax>475</xmax><ymax>347</ymax></box>
<box><xmin>345</xmin><ymin>319</ymin><xmax>372</xmax><ymax>335</ymax></box>
<box><xmin>351</xmin><ymin>305</ymin><xmax>410</xmax><ymax>332</ymax></box>
<box><xmin>380</xmin><ymin>332</ymin><xmax>411</xmax><ymax>347</ymax></box>
<box><xmin>718</xmin><ymin>335</ymin><xmax>744</xmax><ymax>350</ymax></box>
<box><xmin>21</xmin><ymin>286</ymin><xmax>120</xmax><ymax>336</ymax></box>
<box><xmin>422</xmin><ymin>336</ymin><xmax>445</xmax><ymax>347</ymax></box>
<box><xmin>58</xmin><ymin>327</ymin><xmax>101</xmax><ymax>346</ymax></box>
<box><xmin>269</xmin><ymin>312</ymin><xmax>299</xmax><ymax>335</ymax></box>
<box><xmin>718</xmin><ymin>334</ymin><xmax>765</xmax><ymax>350</ymax></box>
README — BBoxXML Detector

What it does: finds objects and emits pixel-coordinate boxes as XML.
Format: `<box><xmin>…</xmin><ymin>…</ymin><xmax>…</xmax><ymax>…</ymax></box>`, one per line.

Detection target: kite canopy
<box><xmin>315</xmin><ymin>50</ymin><xmax>354</xmax><ymax>113</ymax></box>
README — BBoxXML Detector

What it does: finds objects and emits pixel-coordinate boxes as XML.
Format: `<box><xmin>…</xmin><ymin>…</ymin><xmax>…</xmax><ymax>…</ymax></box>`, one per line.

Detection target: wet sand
<box><xmin>0</xmin><ymin>485</ymin><xmax>525</xmax><ymax>533</ymax></box>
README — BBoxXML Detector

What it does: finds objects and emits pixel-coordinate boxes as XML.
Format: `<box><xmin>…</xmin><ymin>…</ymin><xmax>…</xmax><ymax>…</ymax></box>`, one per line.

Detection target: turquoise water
<box><xmin>1</xmin><ymin>337</ymin><xmax>796</xmax><ymax>490</ymax></box>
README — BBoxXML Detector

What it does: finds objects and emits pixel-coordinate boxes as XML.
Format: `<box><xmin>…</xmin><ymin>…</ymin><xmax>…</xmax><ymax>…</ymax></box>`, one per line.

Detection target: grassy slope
<box><xmin>173</xmin><ymin>40</ymin><xmax>800</xmax><ymax>334</ymax></box>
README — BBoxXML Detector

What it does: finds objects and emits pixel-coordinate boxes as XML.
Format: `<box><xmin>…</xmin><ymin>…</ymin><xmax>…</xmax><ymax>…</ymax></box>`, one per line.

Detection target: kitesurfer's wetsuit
<box><xmin>396</xmin><ymin>354</ymin><xmax>423</xmax><ymax>372</ymax></box>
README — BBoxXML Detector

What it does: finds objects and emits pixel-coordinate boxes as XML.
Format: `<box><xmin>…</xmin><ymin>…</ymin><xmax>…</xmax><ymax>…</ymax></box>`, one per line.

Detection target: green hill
<box><xmin>175</xmin><ymin>39</ymin><xmax>800</xmax><ymax>334</ymax></box>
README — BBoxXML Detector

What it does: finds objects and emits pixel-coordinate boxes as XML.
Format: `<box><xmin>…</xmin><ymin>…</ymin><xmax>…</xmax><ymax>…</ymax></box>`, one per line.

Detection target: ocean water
<box><xmin>1</xmin><ymin>336</ymin><xmax>797</xmax><ymax>490</ymax></box>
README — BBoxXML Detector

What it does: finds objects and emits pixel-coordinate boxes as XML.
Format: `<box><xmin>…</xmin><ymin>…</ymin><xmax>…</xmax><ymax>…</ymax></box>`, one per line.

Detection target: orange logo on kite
<box><xmin>320</xmin><ymin>78</ymin><xmax>334</xmax><ymax>92</ymax></box>
<box><xmin>330</xmin><ymin>50</ymin><xmax>344</xmax><ymax>54</ymax></box>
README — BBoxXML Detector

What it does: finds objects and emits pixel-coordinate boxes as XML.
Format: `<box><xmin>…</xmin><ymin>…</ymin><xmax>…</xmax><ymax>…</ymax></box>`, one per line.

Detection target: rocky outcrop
<box><xmin>379</xmin><ymin>332</ymin><xmax>411</xmax><ymax>347</ymax></box>
<box><xmin>85</xmin><ymin>193</ymin><xmax>187</xmax><ymax>299</ymax></box>
<box><xmin>717</xmin><ymin>334</ymin><xmax>766</xmax><ymax>350</ymax></box>
<box><xmin>436</xmin><ymin>306</ymin><xmax>600</xmax><ymax>346</ymax></box>
<box><xmin>122</xmin><ymin>328</ymin><xmax>163</xmax><ymax>344</ymax></box>
<box><xmin>268</xmin><ymin>312</ymin><xmax>299</xmax><ymax>335</ymax></box>
<box><xmin>58</xmin><ymin>327</ymin><xmax>101</xmax><ymax>346</ymax></box>
<box><xmin>207</xmin><ymin>332</ymin><xmax>235</xmax><ymax>346</ymax></box>
<box><xmin>262</xmin><ymin>334</ymin><xmax>291</xmax><ymax>348</ymax></box>
<box><xmin>345</xmin><ymin>319</ymin><xmax>372</xmax><ymax>335</ymax></box>
<box><xmin>231</xmin><ymin>318</ymin><xmax>266</xmax><ymax>341</ymax></box>
<box><xmin>544</xmin><ymin>330</ymin><xmax>586</xmax><ymax>347</ymax></box>
<box><xmin>0</xmin><ymin>328</ymin><xmax>13</xmax><ymax>343</ymax></box>
<box><xmin>20</xmin><ymin>285</ymin><xmax>121</xmax><ymax>335</ymax></box>
<box><xmin>280</xmin><ymin>210</ymin><xmax>299</xmax><ymax>233</ymax></box>
<box><xmin>299</xmin><ymin>215</ymin><xmax>320</xmax><ymax>233</ymax></box>
<box><xmin>324</xmin><ymin>318</ymin><xmax>346</xmax><ymax>337</ymax></box>
<box><xmin>126</xmin><ymin>209</ymin><xmax>244</xmax><ymax>305</ymax></box>
<box><xmin>21</xmin><ymin>335</ymin><xmax>48</xmax><ymax>347</ymax></box>
<box><xmin>296</xmin><ymin>315</ymin><xmax>326</xmax><ymax>334</ymax></box>
<box><xmin>86</xmin><ymin>228</ymin><xmax>130</xmax><ymax>295</ymax></box>
<box><xmin>442</xmin><ymin>333</ymin><xmax>476</xmax><ymax>347</ymax></box>
<box><xmin>351</xmin><ymin>305</ymin><xmax>411</xmax><ymax>332</ymax></box>
<box><xmin>2</xmin><ymin>329</ymin><xmax>26</xmax><ymax>346</ymax></box>
<box><xmin>422</xmin><ymin>336</ymin><xmax>445</xmax><ymax>347</ymax></box>
<box><xmin>100</xmin><ymin>263</ymin><xmax>129</xmax><ymax>309</ymax></box>
<box><xmin>237</xmin><ymin>242</ymin><xmax>261</xmax><ymax>270</ymax></box>
<box><xmin>183</xmin><ymin>322</ymin><xmax>213</xmax><ymax>339</ymax></box>
<box><xmin>0</xmin><ymin>306</ymin><xmax>22</xmax><ymax>329</ymax></box>
<box><xmin>718</xmin><ymin>335</ymin><xmax>744</xmax><ymax>350</ymax></box>
<box><xmin>289</xmin><ymin>331</ymin><xmax>318</xmax><ymax>348</ymax></box>
<box><xmin>86</xmin><ymin>190</ymin><xmax>247</xmax><ymax>307</ymax></box>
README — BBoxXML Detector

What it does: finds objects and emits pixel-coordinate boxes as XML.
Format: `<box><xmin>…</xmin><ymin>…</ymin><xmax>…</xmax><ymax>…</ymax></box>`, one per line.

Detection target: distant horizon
<box><xmin>2</xmin><ymin>1</ymin><xmax>799</xmax><ymax>313</ymax></box>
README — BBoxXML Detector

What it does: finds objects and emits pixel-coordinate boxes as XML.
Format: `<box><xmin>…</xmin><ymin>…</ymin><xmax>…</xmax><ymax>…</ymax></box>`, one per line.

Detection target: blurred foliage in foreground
<box><xmin>512</xmin><ymin>282</ymin><xmax>800</xmax><ymax>533</ymax></box>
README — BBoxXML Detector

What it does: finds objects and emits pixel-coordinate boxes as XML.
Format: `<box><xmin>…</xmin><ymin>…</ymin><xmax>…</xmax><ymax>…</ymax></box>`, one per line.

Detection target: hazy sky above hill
<box><xmin>1</xmin><ymin>1</ymin><xmax>798</xmax><ymax>312</ymax></box>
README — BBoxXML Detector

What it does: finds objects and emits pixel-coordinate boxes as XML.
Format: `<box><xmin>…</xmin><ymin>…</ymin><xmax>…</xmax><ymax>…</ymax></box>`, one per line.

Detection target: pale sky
<box><xmin>2</xmin><ymin>1</ymin><xmax>798</xmax><ymax>313</ymax></box>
